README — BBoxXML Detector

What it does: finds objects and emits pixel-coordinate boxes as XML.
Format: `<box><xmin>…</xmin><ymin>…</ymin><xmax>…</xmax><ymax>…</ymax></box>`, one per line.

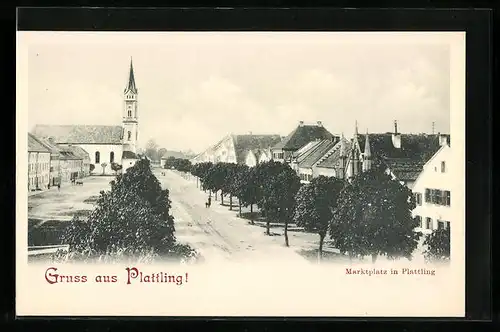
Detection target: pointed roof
<box><xmin>124</xmin><ymin>58</ymin><xmax>137</xmax><ymax>94</ymax></box>
<box><xmin>364</xmin><ymin>131</ymin><xmax>371</xmax><ymax>157</ymax></box>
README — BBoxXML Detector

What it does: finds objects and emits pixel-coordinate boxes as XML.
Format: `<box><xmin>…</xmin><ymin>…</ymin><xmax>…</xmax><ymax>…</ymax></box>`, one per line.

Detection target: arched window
<box><xmin>95</xmin><ymin>151</ymin><xmax>100</xmax><ymax>163</ymax></box>
<box><xmin>110</xmin><ymin>151</ymin><xmax>115</xmax><ymax>163</ymax></box>
<box><xmin>128</xmin><ymin>131</ymin><xmax>131</xmax><ymax>141</ymax></box>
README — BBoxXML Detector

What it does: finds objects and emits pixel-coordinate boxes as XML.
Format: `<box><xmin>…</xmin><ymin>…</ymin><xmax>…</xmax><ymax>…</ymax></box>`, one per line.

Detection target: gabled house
<box><xmin>314</xmin><ymin>136</ymin><xmax>352</xmax><ymax>180</ymax></box>
<box><xmin>192</xmin><ymin>134</ymin><xmax>282</xmax><ymax>166</ymax></box>
<box><xmin>28</xmin><ymin>133</ymin><xmax>51</xmax><ymax>191</ymax></box>
<box><xmin>62</xmin><ymin>145</ymin><xmax>91</xmax><ymax>177</ymax></box>
<box><xmin>270</xmin><ymin>121</ymin><xmax>336</xmax><ymax>163</ymax></box>
<box><xmin>411</xmin><ymin>143</ymin><xmax>453</xmax><ymax>234</ymax></box>
<box><xmin>34</xmin><ymin>136</ymin><xmax>62</xmax><ymax>187</ymax></box>
<box><xmin>290</xmin><ymin>138</ymin><xmax>339</xmax><ymax>183</ymax></box>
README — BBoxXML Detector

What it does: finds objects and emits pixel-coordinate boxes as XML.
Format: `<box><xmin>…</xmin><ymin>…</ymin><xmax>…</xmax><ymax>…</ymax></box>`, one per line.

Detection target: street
<box><xmin>155</xmin><ymin>169</ymin><xmax>313</xmax><ymax>265</ymax></box>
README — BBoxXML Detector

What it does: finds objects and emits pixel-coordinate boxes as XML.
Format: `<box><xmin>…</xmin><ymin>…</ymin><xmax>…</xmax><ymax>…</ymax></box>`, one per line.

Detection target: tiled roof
<box><xmin>57</xmin><ymin>148</ymin><xmax>81</xmax><ymax>160</ymax></box>
<box><xmin>272</xmin><ymin>124</ymin><xmax>335</xmax><ymax>151</ymax></box>
<box><xmin>32</xmin><ymin>125</ymin><xmax>123</xmax><ymax>144</ymax></box>
<box><xmin>356</xmin><ymin>133</ymin><xmax>444</xmax><ymax>181</ymax></box>
<box><xmin>122</xmin><ymin>150</ymin><xmax>138</xmax><ymax>159</ymax></box>
<box><xmin>61</xmin><ymin>145</ymin><xmax>90</xmax><ymax>160</ymax></box>
<box><xmin>298</xmin><ymin>139</ymin><xmax>339</xmax><ymax>169</ymax></box>
<box><xmin>28</xmin><ymin>133</ymin><xmax>51</xmax><ymax>153</ymax></box>
<box><xmin>32</xmin><ymin>136</ymin><xmax>62</xmax><ymax>157</ymax></box>
<box><xmin>316</xmin><ymin>138</ymin><xmax>352</xmax><ymax>169</ymax></box>
<box><xmin>292</xmin><ymin>140</ymin><xmax>320</xmax><ymax>158</ymax></box>
<box><xmin>232</xmin><ymin>134</ymin><xmax>282</xmax><ymax>164</ymax></box>
<box><xmin>357</xmin><ymin>133</ymin><xmax>443</xmax><ymax>162</ymax></box>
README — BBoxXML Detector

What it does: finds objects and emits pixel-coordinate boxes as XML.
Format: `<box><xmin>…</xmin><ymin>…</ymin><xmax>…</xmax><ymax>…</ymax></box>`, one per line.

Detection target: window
<box><xmin>95</xmin><ymin>151</ymin><xmax>100</xmax><ymax>164</ymax></box>
<box><xmin>128</xmin><ymin>110</ymin><xmax>132</xmax><ymax>117</ymax></box>
<box><xmin>415</xmin><ymin>215</ymin><xmax>422</xmax><ymax>228</ymax></box>
<box><xmin>441</xmin><ymin>161</ymin><xmax>446</xmax><ymax>173</ymax></box>
<box><xmin>445</xmin><ymin>191</ymin><xmax>451</xmax><ymax>206</ymax></box>
<box><xmin>128</xmin><ymin>131</ymin><xmax>131</xmax><ymax>141</ymax></box>
<box><xmin>414</xmin><ymin>193</ymin><xmax>422</xmax><ymax>205</ymax></box>
<box><xmin>437</xmin><ymin>220</ymin><xmax>445</xmax><ymax>230</ymax></box>
<box><xmin>110</xmin><ymin>152</ymin><xmax>115</xmax><ymax>163</ymax></box>
<box><xmin>426</xmin><ymin>217</ymin><xmax>432</xmax><ymax>230</ymax></box>
<box><xmin>425</xmin><ymin>189</ymin><xmax>431</xmax><ymax>202</ymax></box>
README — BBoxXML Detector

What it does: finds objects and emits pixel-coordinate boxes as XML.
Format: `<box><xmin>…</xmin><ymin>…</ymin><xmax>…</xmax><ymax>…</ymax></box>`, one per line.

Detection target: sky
<box><xmin>21</xmin><ymin>32</ymin><xmax>453</xmax><ymax>153</ymax></box>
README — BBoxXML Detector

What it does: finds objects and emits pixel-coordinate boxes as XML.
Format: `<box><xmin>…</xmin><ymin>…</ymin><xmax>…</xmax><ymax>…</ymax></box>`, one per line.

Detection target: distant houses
<box><xmin>271</xmin><ymin>121</ymin><xmax>337</xmax><ymax>163</ymax></box>
<box><xmin>192</xmin><ymin>120</ymin><xmax>452</xmax><ymax>219</ymax></box>
<box><xmin>191</xmin><ymin>134</ymin><xmax>282</xmax><ymax>166</ymax></box>
<box><xmin>27</xmin><ymin>133</ymin><xmax>92</xmax><ymax>192</ymax></box>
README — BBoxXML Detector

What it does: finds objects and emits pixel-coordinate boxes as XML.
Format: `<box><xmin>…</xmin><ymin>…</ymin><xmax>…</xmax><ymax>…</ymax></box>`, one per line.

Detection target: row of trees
<box><xmin>164</xmin><ymin>156</ymin><xmax>192</xmax><ymax>173</ymax></box>
<box><xmin>166</xmin><ymin>158</ymin><xmax>450</xmax><ymax>263</ymax></box>
<box><xmin>59</xmin><ymin>159</ymin><xmax>197</xmax><ymax>263</ymax></box>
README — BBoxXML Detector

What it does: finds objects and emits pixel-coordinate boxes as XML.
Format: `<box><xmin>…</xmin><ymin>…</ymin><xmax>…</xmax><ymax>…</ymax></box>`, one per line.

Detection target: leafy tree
<box><xmin>423</xmin><ymin>228</ymin><xmax>450</xmax><ymax>262</ymax></box>
<box><xmin>227</xmin><ymin>164</ymin><xmax>249</xmax><ymax>215</ymax></box>
<box><xmin>221</xmin><ymin>163</ymin><xmax>238</xmax><ymax>209</ymax></box>
<box><xmin>204</xmin><ymin>163</ymin><xmax>228</xmax><ymax>201</ymax></box>
<box><xmin>190</xmin><ymin>162</ymin><xmax>213</xmax><ymax>191</ymax></box>
<box><xmin>101</xmin><ymin>162</ymin><xmax>108</xmax><ymax>175</ymax></box>
<box><xmin>60</xmin><ymin>159</ymin><xmax>195</xmax><ymax>262</ymax></box>
<box><xmin>330</xmin><ymin>168</ymin><xmax>421</xmax><ymax>262</ymax></box>
<box><xmin>110</xmin><ymin>162</ymin><xmax>122</xmax><ymax>175</ymax></box>
<box><xmin>255</xmin><ymin>161</ymin><xmax>300</xmax><ymax>245</ymax></box>
<box><xmin>89</xmin><ymin>164</ymin><xmax>95</xmax><ymax>173</ymax></box>
<box><xmin>293</xmin><ymin>176</ymin><xmax>345</xmax><ymax>260</ymax></box>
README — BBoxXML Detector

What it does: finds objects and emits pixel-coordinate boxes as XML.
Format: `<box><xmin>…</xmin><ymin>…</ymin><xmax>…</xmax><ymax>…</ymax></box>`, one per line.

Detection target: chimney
<box><xmin>438</xmin><ymin>133</ymin><xmax>449</xmax><ymax>146</ymax></box>
<box><xmin>317</xmin><ymin>121</ymin><xmax>323</xmax><ymax>127</ymax></box>
<box><xmin>299</xmin><ymin>121</ymin><xmax>304</xmax><ymax>127</ymax></box>
<box><xmin>392</xmin><ymin>120</ymin><xmax>401</xmax><ymax>149</ymax></box>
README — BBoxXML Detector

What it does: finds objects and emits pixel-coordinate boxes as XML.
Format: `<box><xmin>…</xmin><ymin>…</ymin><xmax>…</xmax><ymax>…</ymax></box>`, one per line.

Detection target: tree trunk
<box><xmin>196</xmin><ymin>177</ymin><xmax>199</xmax><ymax>188</ymax></box>
<box><xmin>250</xmin><ymin>204</ymin><xmax>254</xmax><ymax>224</ymax></box>
<box><xmin>266</xmin><ymin>219</ymin><xmax>270</xmax><ymax>236</ymax></box>
<box><xmin>238</xmin><ymin>201</ymin><xmax>242</xmax><ymax>217</ymax></box>
<box><xmin>220</xmin><ymin>191</ymin><xmax>223</xmax><ymax>204</ymax></box>
<box><xmin>318</xmin><ymin>233</ymin><xmax>325</xmax><ymax>262</ymax></box>
<box><xmin>284</xmin><ymin>220</ymin><xmax>289</xmax><ymax>247</ymax></box>
<box><xmin>229</xmin><ymin>194</ymin><xmax>233</xmax><ymax>210</ymax></box>
<box><xmin>371</xmin><ymin>254</ymin><xmax>378</xmax><ymax>263</ymax></box>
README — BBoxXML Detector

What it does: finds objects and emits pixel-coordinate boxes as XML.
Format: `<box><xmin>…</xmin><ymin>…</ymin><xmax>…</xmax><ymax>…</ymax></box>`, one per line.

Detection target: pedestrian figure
<box><xmin>208</xmin><ymin>196</ymin><xmax>211</xmax><ymax>207</ymax></box>
<box><xmin>57</xmin><ymin>183</ymin><xmax>61</xmax><ymax>190</ymax></box>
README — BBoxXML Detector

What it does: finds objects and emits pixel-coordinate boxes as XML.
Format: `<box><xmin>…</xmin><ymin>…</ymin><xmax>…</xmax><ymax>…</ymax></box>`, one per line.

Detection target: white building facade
<box><xmin>412</xmin><ymin>144</ymin><xmax>452</xmax><ymax>234</ymax></box>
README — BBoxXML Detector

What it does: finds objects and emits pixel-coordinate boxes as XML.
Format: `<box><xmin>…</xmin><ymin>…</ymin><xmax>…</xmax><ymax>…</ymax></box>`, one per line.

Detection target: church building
<box><xmin>31</xmin><ymin>59</ymin><xmax>140</xmax><ymax>175</ymax></box>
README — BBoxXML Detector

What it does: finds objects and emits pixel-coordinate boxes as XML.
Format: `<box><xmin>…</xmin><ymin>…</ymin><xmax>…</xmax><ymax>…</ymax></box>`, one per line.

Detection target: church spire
<box><xmin>125</xmin><ymin>57</ymin><xmax>137</xmax><ymax>94</ymax></box>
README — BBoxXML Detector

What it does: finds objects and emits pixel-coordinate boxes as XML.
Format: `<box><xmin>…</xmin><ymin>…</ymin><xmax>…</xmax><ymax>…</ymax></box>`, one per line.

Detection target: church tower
<box><xmin>122</xmin><ymin>58</ymin><xmax>139</xmax><ymax>154</ymax></box>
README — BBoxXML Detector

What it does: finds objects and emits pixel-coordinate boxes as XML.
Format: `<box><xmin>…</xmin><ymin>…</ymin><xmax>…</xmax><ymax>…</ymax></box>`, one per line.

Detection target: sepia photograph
<box><xmin>16</xmin><ymin>31</ymin><xmax>465</xmax><ymax>317</ymax></box>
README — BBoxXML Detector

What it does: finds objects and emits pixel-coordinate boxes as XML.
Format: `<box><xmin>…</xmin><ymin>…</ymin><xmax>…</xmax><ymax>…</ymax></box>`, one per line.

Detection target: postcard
<box><xmin>16</xmin><ymin>31</ymin><xmax>465</xmax><ymax>317</ymax></box>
